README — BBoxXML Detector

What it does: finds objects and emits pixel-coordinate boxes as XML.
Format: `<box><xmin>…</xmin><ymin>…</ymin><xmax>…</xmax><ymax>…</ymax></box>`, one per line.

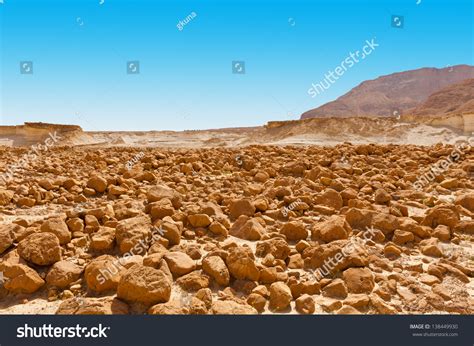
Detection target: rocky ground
<box><xmin>0</xmin><ymin>143</ymin><xmax>473</xmax><ymax>315</ymax></box>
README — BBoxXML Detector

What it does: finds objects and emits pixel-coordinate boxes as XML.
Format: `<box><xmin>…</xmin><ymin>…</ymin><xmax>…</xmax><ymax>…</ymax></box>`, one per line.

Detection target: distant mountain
<box><xmin>410</xmin><ymin>78</ymin><xmax>474</xmax><ymax>116</ymax></box>
<box><xmin>301</xmin><ymin>65</ymin><xmax>474</xmax><ymax>119</ymax></box>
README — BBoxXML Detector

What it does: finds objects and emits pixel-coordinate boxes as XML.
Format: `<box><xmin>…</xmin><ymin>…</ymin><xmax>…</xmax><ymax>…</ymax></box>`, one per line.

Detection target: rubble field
<box><xmin>0</xmin><ymin>143</ymin><xmax>473</xmax><ymax>315</ymax></box>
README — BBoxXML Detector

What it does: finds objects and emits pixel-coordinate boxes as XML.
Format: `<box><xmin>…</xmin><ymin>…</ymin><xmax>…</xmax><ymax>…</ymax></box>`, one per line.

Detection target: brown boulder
<box><xmin>188</xmin><ymin>214</ymin><xmax>212</xmax><ymax>228</ymax></box>
<box><xmin>322</xmin><ymin>279</ymin><xmax>348</xmax><ymax>299</ymax></box>
<box><xmin>41</xmin><ymin>218</ymin><xmax>71</xmax><ymax>245</ymax></box>
<box><xmin>85</xmin><ymin>255</ymin><xmax>123</xmax><ymax>292</ymax></box>
<box><xmin>316</xmin><ymin>189</ymin><xmax>343</xmax><ymax>209</ymax></box>
<box><xmin>295</xmin><ymin>294</ymin><xmax>315</xmax><ymax>314</ymax></box>
<box><xmin>226</xmin><ymin>246</ymin><xmax>260</xmax><ymax>281</ymax></box>
<box><xmin>17</xmin><ymin>233</ymin><xmax>61</xmax><ymax>266</ymax></box>
<box><xmin>312</xmin><ymin>215</ymin><xmax>351</xmax><ymax>242</ymax></box>
<box><xmin>148</xmin><ymin>301</ymin><xmax>186</xmax><ymax>315</ymax></box>
<box><xmin>454</xmin><ymin>193</ymin><xmax>474</xmax><ymax>212</ymax></box>
<box><xmin>202</xmin><ymin>255</ymin><xmax>230</xmax><ymax>286</ymax></box>
<box><xmin>269</xmin><ymin>282</ymin><xmax>292</xmax><ymax>311</ymax></box>
<box><xmin>176</xmin><ymin>271</ymin><xmax>211</xmax><ymax>291</ymax></box>
<box><xmin>229</xmin><ymin>199</ymin><xmax>256</xmax><ymax>219</ymax></box>
<box><xmin>163</xmin><ymin>252</ymin><xmax>196</xmax><ymax>277</ymax></box>
<box><xmin>374</xmin><ymin>188</ymin><xmax>391</xmax><ymax>204</ymax></box>
<box><xmin>2</xmin><ymin>263</ymin><xmax>45</xmax><ymax>293</ymax></box>
<box><xmin>56</xmin><ymin>297</ymin><xmax>129</xmax><ymax>315</ymax></box>
<box><xmin>117</xmin><ymin>264</ymin><xmax>171</xmax><ymax>305</ymax></box>
<box><xmin>0</xmin><ymin>224</ymin><xmax>18</xmax><ymax>254</ymax></box>
<box><xmin>230</xmin><ymin>216</ymin><xmax>264</xmax><ymax>240</ymax></box>
<box><xmin>90</xmin><ymin>227</ymin><xmax>116</xmax><ymax>251</ymax></box>
<box><xmin>211</xmin><ymin>300</ymin><xmax>257</xmax><ymax>314</ymax></box>
<box><xmin>256</xmin><ymin>238</ymin><xmax>290</xmax><ymax>260</ymax></box>
<box><xmin>147</xmin><ymin>184</ymin><xmax>181</xmax><ymax>208</ymax></box>
<box><xmin>86</xmin><ymin>175</ymin><xmax>107</xmax><ymax>193</ymax></box>
<box><xmin>0</xmin><ymin>189</ymin><xmax>14</xmax><ymax>205</ymax></box>
<box><xmin>421</xmin><ymin>207</ymin><xmax>459</xmax><ymax>229</ymax></box>
<box><xmin>115</xmin><ymin>216</ymin><xmax>151</xmax><ymax>254</ymax></box>
<box><xmin>46</xmin><ymin>260</ymin><xmax>83</xmax><ymax>289</ymax></box>
<box><xmin>279</xmin><ymin>221</ymin><xmax>308</xmax><ymax>241</ymax></box>
<box><xmin>342</xmin><ymin>267</ymin><xmax>374</xmax><ymax>293</ymax></box>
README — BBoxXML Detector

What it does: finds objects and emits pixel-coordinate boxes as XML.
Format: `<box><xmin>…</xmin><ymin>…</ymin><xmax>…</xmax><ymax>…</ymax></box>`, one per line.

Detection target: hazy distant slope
<box><xmin>411</xmin><ymin>78</ymin><xmax>474</xmax><ymax>116</ymax></box>
<box><xmin>301</xmin><ymin>65</ymin><xmax>474</xmax><ymax>119</ymax></box>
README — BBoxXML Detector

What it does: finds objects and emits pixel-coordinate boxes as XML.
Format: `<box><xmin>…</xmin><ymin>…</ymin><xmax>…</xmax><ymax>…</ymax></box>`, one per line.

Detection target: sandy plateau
<box><xmin>0</xmin><ymin>119</ymin><xmax>473</xmax><ymax>315</ymax></box>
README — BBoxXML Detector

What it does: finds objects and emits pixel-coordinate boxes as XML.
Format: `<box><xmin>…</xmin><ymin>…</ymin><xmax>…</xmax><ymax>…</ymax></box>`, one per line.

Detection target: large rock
<box><xmin>41</xmin><ymin>218</ymin><xmax>71</xmax><ymax>245</ymax></box>
<box><xmin>85</xmin><ymin>255</ymin><xmax>123</xmax><ymax>292</ymax></box>
<box><xmin>229</xmin><ymin>199</ymin><xmax>256</xmax><ymax>219</ymax></box>
<box><xmin>202</xmin><ymin>255</ymin><xmax>230</xmax><ymax>286</ymax></box>
<box><xmin>90</xmin><ymin>227</ymin><xmax>116</xmax><ymax>251</ymax></box>
<box><xmin>256</xmin><ymin>238</ymin><xmax>291</xmax><ymax>260</ymax></box>
<box><xmin>322</xmin><ymin>279</ymin><xmax>348</xmax><ymax>299</ymax></box>
<box><xmin>117</xmin><ymin>264</ymin><xmax>171</xmax><ymax>305</ymax></box>
<box><xmin>279</xmin><ymin>221</ymin><xmax>308</xmax><ymax>241</ymax></box>
<box><xmin>345</xmin><ymin>208</ymin><xmax>374</xmax><ymax>230</ymax></box>
<box><xmin>211</xmin><ymin>300</ymin><xmax>257</xmax><ymax>314</ymax></box>
<box><xmin>226</xmin><ymin>246</ymin><xmax>260</xmax><ymax>281</ymax></box>
<box><xmin>56</xmin><ymin>297</ymin><xmax>129</xmax><ymax>315</ymax></box>
<box><xmin>176</xmin><ymin>271</ymin><xmax>211</xmax><ymax>291</ymax></box>
<box><xmin>0</xmin><ymin>224</ymin><xmax>19</xmax><ymax>254</ymax></box>
<box><xmin>371</xmin><ymin>212</ymin><xmax>399</xmax><ymax>235</ymax></box>
<box><xmin>0</xmin><ymin>189</ymin><xmax>14</xmax><ymax>205</ymax></box>
<box><xmin>17</xmin><ymin>233</ymin><xmax>61</xmax><ymax>266</ymax></box>
<box><xmin>163</xmin><ymin>252</ymin><xmax>196</xmax><ymax>277</ymax></box>
<box><xmin>160</xmin><ymin>218</ymin><xmax>183</xmax><ymax>245</ymax></box>
<box><xmin>86</xmin><ymin>175</ymin><xmax>107</xmax><ymax>193</ymax></box>
<box><xmin>342</xmin><ymin>267</ymin><xmax>374</xmax><ymax>293</ymax></box>
<box><xmin>312</xmin><ymin>215</ymin><xmax>351</xmax><ymax>242</ymax></box>
<box><xmin>374</xmin><ymin>188</ymin><xmax>391</xmax><ymax>204</ymax></box>
<box><xmin>269</xmin><ymin>282</ymin><xmax>292</xmax><ymax>311</ymax></box>
<box><xmin>188</xmin><ymin>214</ymin><xmax>212</xmax><ymax>228</ymax></box>
<box><xmin>421</xmin><ymin>207</ymin><xmax>459</xmax><ymax>229</ymax></box>
<box><xmin>115</xmin><ymin>216</ymin><xmax>151</xmax><ymax>254</ymax></box>
<box><xmin>454</xmin><ymin>193</ymin><xmax>474</xmax><ymax>212</ymax></box>
<box><xmin>230</xmin><ymin>216</ymin><xmax>264</xmax><ymax>240</ymax></box>
<box><xmin>147</xmin><ymin>184</ymin><xmax>181</xmax><ymax>208</ymax></box>
<box><xmin>316</xmin><ymin>188</ymin><xmax>343</xmax><ymax>209</ymax></box>
<box><xmin>304</xmin><ymin>239</ymin><xmax>368</xmax><ymax>274</ymax></box>
<box><xmin>148</xmin><ymin>301</ymin><xmax>187</xmax><ymax>315</ymax></box>
<box><xmin>1</xmin><ymin>263</ymin><xmax>45</xmax><ymax>293</ymax></box>
<box><xmin>46</xmin><ymin>260</ymin><xmax>83</xmax><ymax>288</ymax></box>
<box><xmin>295</xmin><ymin>294</ymin><xmax>315</xmax><ymax>314</ymax></box>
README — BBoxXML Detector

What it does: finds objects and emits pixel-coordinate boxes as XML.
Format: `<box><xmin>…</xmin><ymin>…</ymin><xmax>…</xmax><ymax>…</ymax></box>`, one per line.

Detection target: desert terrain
<box><xmin>0</xmin><ymin>65</ymin><xmax>473</xmax><ymax>315</ymax></box>
<box><xmin>0</xmin><ymin>120</ymin><xmax>473</xmax><ymax>315</ymax></box>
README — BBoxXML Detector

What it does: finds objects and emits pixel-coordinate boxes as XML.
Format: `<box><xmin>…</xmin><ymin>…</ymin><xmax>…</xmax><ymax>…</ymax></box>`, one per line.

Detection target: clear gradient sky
<box><xmin>0</xmin><ymin>0</ymin><xmax>472</xmax><ymax>131</ymax></box>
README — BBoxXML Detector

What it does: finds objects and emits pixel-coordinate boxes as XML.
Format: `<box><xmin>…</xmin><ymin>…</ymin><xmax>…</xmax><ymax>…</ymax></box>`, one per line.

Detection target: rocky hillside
<box><xmin>0</xmin><ymin>122</ymin><xmax>83</xmax><ymax>147</ymax></box>
<box><xmin>411</xmin><ymin>78</ymin><xmax>474</xmax><ymax>116</ymax></box>
<box><xmin>301</xmin><ymin>65</ymin><xmax>474</xmax><ymax>119</ymax></box>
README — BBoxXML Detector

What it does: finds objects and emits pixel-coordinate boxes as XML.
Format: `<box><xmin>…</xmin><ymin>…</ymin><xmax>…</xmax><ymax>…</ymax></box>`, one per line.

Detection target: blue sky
<box><xmin>0</xmin><ymin>0</ymin><xmax>472</xmax><ymax>131</ymax></box>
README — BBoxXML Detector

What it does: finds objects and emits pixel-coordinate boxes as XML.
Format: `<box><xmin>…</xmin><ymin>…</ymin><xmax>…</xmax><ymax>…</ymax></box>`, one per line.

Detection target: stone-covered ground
<box><xmin>0</xmin><ymin>143</ymin><xmax>473</xmax><ymax>314</ymax></box>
